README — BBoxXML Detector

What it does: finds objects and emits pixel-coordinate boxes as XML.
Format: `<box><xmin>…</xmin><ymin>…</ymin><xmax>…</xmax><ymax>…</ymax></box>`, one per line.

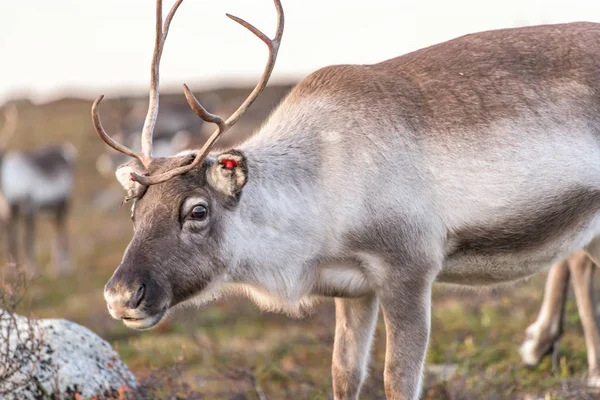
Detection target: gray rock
<box><xmin>0</xmin><ymin>311</ymin><xmax>137</xmax><ymax>399</ymax></box>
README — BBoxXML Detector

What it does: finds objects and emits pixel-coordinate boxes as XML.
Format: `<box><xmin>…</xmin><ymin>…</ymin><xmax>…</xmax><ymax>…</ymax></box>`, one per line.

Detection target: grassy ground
<box><xmin>2</xmin><ymin>92</ymin><xmax>600</xmax><ymax>399</ymax></box>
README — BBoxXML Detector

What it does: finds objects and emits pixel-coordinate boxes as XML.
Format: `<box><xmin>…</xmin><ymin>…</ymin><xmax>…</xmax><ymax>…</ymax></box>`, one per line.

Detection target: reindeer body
<box><xmin>1</xmin><ymin>143</ymin><xmax>76</xmax><ymax>273</ymax></box>
<box><xmin>98</xmin><ymin>8</ymin><xmax>600</xmax><ymax>399</ymax></box>
<box><xmin>3</xmin><ymin>144</ymin><xmax>75</xmax><ymax>208</ymax></box>
<box><xmin>225</xmin><ymin>21</ymin><xmax>600</xmax><ymax>297</ymax></box>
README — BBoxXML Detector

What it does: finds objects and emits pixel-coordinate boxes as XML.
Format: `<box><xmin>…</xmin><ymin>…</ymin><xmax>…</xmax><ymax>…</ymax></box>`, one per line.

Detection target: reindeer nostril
<box><xmin>130</xmin><ymin>284</ymin><xmax>146</xmax><ymax>309</ymax></box>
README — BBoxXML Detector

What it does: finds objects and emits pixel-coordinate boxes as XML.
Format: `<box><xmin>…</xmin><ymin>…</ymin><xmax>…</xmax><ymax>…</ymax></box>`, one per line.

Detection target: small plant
<box><xmin>0</xmin><ymin>266</ymin><xmax>44</xmax><ymax>397</ymax></box>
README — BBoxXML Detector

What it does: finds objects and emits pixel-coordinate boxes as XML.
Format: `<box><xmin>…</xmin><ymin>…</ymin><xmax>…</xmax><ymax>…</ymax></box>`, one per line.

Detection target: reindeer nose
<box><xmin>105</xmin><ymin>283</ymin><xmax>146</xmax><ymax>319</ymax></box>
<box><xmin>129</xmin><ymin>284</ymin><xmax>146</xmax><ymax>309</ymax></box>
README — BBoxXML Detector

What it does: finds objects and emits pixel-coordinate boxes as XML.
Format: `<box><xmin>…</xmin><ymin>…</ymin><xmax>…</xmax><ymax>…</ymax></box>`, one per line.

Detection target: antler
<box><xmin>131</xmin><ymin>0</ymin><xmax>285</xmax><ymax>185</ymax></box>
<box><xmin>91</xmin><ymin>0</ymin><xmax>185</xmax><ymax>168</ymax></box>
<box><xmin>0</xmin><ymin>105</ymin><xmax>18</xmax><ymax>148</ymax></box>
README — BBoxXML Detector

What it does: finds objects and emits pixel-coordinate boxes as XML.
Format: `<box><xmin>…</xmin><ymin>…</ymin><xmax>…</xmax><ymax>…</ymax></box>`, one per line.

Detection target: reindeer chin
<box><xmin>122</xmin><ymin>307</ymin><xmax>167</xmax><ymax>331</ymax></box>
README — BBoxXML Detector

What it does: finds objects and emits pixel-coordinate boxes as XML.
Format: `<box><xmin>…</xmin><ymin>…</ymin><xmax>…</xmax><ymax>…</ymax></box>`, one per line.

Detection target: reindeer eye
<box><xmin>189</xmin><ymin>205</ymin><xmax>208</xmax><ymax>221</ymax></box>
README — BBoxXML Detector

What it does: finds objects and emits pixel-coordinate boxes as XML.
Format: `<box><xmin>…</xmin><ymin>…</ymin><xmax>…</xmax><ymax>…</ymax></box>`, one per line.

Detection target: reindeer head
<box><xmin>94</xmin><ymin>0</ymin><xmax>283</xmax><ymax>330</ymax></box>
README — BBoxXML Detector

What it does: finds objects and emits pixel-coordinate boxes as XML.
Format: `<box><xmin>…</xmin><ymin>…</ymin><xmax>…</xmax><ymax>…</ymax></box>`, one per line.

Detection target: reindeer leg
<box><xmin>567</xmin><ymin>250</ymin><xmax>600</xmax><ymax>387</ymax></box>
<box><xmin>519</xmin><ymin>258</ymin><xmax>570</xmax><ymax>366</ymax></box>
<box><xmin>52</xmin><ymin>200</ymin><xmax>70</xmax><ymax>275</ymax></box>
<box><xmin>22</xmin><ymin>207</ymin><xmax>36</xmax><ymax>274</ymax></box>
<box><xmin>332</xmin><ymin>293</ymin><xmax>379</xmax><ymax>400</ymax></box>
<box><xmin>6</xmin><ymin>204</ymin><xmax>19</xmax><ymax>269</ymax></box>
<box><xmin>379</xmin><ymin>274</ymin><xmax>432</xmax><ymax>400</ymax></box>
<box><xmin>0</xmin><ymin>193</ymin><xmax>11</xmax><ymax>267</ymax></box>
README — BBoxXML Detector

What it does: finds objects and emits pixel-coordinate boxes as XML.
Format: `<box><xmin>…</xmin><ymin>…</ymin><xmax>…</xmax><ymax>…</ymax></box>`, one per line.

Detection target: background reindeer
<box><xmin>520</xmin><ymin>251</ymin><xmax>600</xmax><ymax>387</ymax></box>
<box><xmin>0</xmin><ymin>105</ymin><xmax>76</xmax><ymax>275</ymax></box>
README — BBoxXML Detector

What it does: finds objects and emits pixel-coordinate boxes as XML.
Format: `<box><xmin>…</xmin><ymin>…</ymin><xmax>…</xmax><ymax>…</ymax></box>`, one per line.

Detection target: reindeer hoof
<box><xmin>519</xmin><ymin>330</ymin><xmax>557</xmax><ymax>366</ymax></box>
<box><xmin>587</xmin><ymin>370</ymin><xmax>600</xmax><ymax>388</ymax></box>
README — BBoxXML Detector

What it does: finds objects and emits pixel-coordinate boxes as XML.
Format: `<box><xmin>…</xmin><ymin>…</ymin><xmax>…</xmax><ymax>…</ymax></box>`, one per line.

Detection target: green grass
<box><xmin>3</xmin><ymin>96</ymin><xmax>600</xmax><ymax>399</ymax></box>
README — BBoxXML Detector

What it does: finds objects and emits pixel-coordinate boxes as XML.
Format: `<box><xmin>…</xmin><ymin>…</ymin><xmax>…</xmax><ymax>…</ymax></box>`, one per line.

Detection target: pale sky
<box><xmin>1</xmin><ymin>0</ymin><xmax>600</xmax><ymax>103</ymax></box>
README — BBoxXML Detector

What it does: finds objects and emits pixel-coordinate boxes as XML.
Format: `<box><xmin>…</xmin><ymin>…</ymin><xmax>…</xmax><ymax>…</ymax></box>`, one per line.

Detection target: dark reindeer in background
<box><xmin>92</xmin><ymin>0</ymin><xmax>600</xmax><ymax>398</ymax></box>
<box><xmin>0</xmin><ymin>106</ymin><xmax>76</xmax><ymax>275</ymax></box>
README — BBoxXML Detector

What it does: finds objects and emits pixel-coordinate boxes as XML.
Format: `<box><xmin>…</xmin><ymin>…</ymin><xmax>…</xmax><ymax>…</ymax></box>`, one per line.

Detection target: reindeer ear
<box><xmin>115</xmin><ymin>160</ymin><xmax>145</xmax><ymax>196</ymax></box>
<box><xmin>208</xmin><ymin>150</ymin><xmax>248</xmax><ymax>197</ymax></box>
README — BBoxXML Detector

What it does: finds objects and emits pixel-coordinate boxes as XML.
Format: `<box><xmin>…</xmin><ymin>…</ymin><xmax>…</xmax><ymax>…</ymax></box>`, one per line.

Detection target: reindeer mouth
<box><xmin>121</xmin><ymin>307</ymin><xmax>167</xmax><ymax>331</ymax></box>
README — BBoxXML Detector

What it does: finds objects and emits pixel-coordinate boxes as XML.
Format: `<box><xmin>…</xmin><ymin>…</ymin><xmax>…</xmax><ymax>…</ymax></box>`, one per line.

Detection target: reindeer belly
<box><xmin>439</xmin><ymin>253</ymin><xmax>561</xmax><ymax>285</ymax></box>
<box><xmin>438</xmin><ymin>203</ymin><xmax>600</xmax><ymax>285</ymax></box>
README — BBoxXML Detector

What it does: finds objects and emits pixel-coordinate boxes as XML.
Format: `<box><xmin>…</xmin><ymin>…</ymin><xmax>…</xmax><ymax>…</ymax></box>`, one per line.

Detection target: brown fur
<box><xmin>293</xmin><ymin>22</ymin><xmax>600</xmax><ymax>135</ymax></box>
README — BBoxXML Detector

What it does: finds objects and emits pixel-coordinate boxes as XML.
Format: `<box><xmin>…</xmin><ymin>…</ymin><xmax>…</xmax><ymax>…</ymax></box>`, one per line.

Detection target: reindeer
<box><xmin>0</xmin><ymin>106</ymin><xmax>76</xmax><ymax>275</ymax></box>
<box><xmin>93</xmin><ymin>1</ymin><xmax>600</xmax><ymax>398</ymax></box>
<box><xmin>520</xmin><ymin>251</ymin><xmax>600</xmax><ymax>387</ymax></box>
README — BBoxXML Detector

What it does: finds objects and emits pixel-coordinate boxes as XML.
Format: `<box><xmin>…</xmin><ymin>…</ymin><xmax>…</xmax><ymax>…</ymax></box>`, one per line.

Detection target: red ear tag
<box><xmin>221</xmin><ymin>159</ymin><xmax>238</xmax><ymax>170</ymax></box>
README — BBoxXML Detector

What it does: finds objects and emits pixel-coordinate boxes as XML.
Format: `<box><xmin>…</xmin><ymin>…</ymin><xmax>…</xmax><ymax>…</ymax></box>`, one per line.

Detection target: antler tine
<box><xmin>91</xmin><ymin>0</ymin><xmax>184</xmax><ymax>169</ymax></box>
<box><xmin>132</xmin><ymin>0</ymin><xmax>285</xmax><ymax>186</ymax></box>
<box><xmin>221</xmin><ymin>0</ymin><xmax>284</xmax><ymax>127</ymax></box>
<box><xmin>183</xmin><ymin>84</ymin><xmax>226</xmax><ymax>128</ymax></box>
<box><xmin>92</xmin><ymin>96</ymin><xmax>145</xmax><ymax>164</ymax></box>
<box><xmin>140</xmin><ymin>0</ymin><xmax>185</xmax><ymax>159</ymax></box>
